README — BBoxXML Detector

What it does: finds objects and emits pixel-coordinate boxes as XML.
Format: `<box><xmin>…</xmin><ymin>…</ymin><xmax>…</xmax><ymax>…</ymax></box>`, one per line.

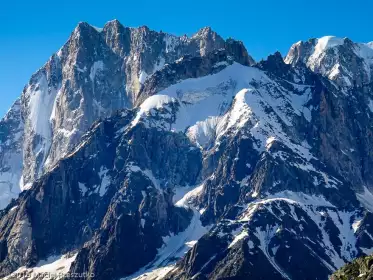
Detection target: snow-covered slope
<box><xmin>3</xmin><ymin>253</ymin><xmax>77</xmax><ymax>280</ymax></box>
<box><xmin>132</xmin><ymin>62</ymin><xmax>312</xmax><ymax>152</ymax></box>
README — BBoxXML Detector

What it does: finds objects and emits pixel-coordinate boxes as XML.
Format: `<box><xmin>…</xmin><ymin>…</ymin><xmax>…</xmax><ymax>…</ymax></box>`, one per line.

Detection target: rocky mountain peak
<box><xmin>102</xmin><ymin>19</ymin><xmax>131</xmax><ymax>57</ymax></box>
<box><xmin>104</xmin><ymin>18</ymin><xmax>122</xmax><ymax>28</ymax></box>
<box><xmin>258</xmin><ymin>51</ymin><xmax>286</xmax><ymax>69</ymax></box>
<box><xmin>74</xmin><ymin>21</ymin><xmax>97</xmax><ymax>33</ymax></box>
<box><xmin>285</xmin><ymin>35</ymin><xmax>373</xmax><ymax>87</ymax></box>
<box><xmin>225</xmin><ymin>38</ymin><xmax>255</xmax><ymax>66</ymax></box>
<box><xmin>192</xmin><ymin>26</ymin><xmax>216</xmax><ymax>39</ymax></box>
<box><xmin>69</xmin><ymin>21</ymin><xmax>104</xmax><ymax>50</ymax></box>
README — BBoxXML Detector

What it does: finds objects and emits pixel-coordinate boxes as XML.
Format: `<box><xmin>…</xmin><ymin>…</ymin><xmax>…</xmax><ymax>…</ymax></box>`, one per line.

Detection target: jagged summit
<box><xmin>77</xmin><ymin>20</ymin><xmax>224</xmax><ymax>46</ymax></box>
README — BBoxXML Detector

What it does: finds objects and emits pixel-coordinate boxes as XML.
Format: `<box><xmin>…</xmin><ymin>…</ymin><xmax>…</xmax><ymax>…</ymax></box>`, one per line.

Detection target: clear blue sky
<box><xmin>1</xmin><ymin>0</ymin><xmax>372</xmax><ymax>116</ymax></box>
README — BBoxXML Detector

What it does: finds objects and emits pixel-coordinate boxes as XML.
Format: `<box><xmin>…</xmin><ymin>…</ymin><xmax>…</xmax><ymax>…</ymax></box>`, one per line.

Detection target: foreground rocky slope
<box><xmin>331</xmin><ymin>255</ymin><xmax>373</xmax><ymax>280</ymax></box>
<box><xmin>0</xmin><ymin>24</ymin><xmax>373</xmax><ymax>280</ymax></box>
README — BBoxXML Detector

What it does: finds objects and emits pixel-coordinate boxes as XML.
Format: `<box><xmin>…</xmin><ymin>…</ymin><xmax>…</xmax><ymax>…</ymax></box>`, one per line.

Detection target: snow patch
<box><xmin>98</xmin><ymin>167</ymin><xmax>110</xmax><ymax>196</ymax></box>
<box><xmin>356</xmin><ymin>186</ymin><xmax>373</xmax><ymax>212</ymax></box>
<box><xmin>139</xmin><ymin>71</ymin><xmax>149</xmax><ymax>84</ymax></box>
<box><xmin>174</xmin><ymin>184</ymin><xmax>204</xmax><ymax>207</ymax></box>
<box><xmin>26</xmin><ymin>74</ymin><xmax>58</xmax><ymax>153</ymax></box>
<box><xmin>89</xmin><ymin>61</ymin><xmax>104</xmax><ymax>82</ymax></box>
<box><xmin>315</xmin><ymin>36</ymin><xmax>345</xmax><ymax>52</ymax></box>
<box><xmin>368</xmin><ymin>99</ymin><xmax>373</xmax><ymax>113</ymax></box>
<box><xmin>131</xmin><ymin>95</ymin><xmax>176</xmax><ymax>127</ymax></box>
<box><xmin>228</xmin><ymin>230</ymin><xmax>248</xmax><ymax>248</ymax></box>
<box><xmin>4</xmin><ymin>253</ymin><xmax>77</xmax><ymax>280</ymax></box>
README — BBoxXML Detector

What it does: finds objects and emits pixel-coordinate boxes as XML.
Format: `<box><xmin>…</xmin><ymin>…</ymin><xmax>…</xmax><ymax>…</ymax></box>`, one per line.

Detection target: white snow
<box><xmin>368</xmin><ymin>99</ymin><xmax>373</xmax><ymax>113</ymax></box>
<box><xmin>127</xmin><ymin>165</ymin><xmax>162</xmax><ymax>191</ymax></box>
<box><xmin>142</xmin><ymin>169</ymin><xmax>161</xmax><ymax>190</ymax></box>
<box><xmin>20</xmin><ymin>176</ymin><xmax>33</xmax><ymax>191</ymax></box>
<box><xmin>228</xmin><ymin>230</ymin><xmax>248</xmax><ymax>248</ymax></box>
<box><xmin>131</xmin><ymin>95</ymin><xmax>176</xmax><ymax>127</ymax></box>
<box><xmin>134</xmin><ymin>63</ymin><xmax>262</xmax><ymax>135</ymax></box>
<box><xmin>315</xmin><ymin>36</ymin><xmax>345</xmax><ymax>52</ymax></box>
<box><xmin>213</xmin><ymin>61</ymin><xmax>229</xmax><ymax>68</ymax></box>
<box><xmin>139</xmin><ymin>71</ymin><xmax>149</xmax><ymax>84</ymax></box>
<box><xmin>163</xmin><ymin>35</ymin><xmax>181</xmax><ymax>54</ymax></box>
<box><xmin>356</xmin><ymin>186</ymin><xmax>373</xmax><ymax>212</ymax></box>
<box><xmin>306</xmin><ymin>36</ymin><xmax>345</xmax><ymax>73</ymax></box>
<box><xmin>134</xmin><ymin>63</ymin><xmax>313</xmax><ymax>153</ymax></box>
<box><xmin>186</xmin><ymin>117</ymin><xmax>221</xmax><ymax>149</ymax></box>
<box><xmin>98</xmin><ymin>166</ymin><xmax>110</xmax><ymax>196</ymax></box>
<box><xmin>361</xmin><ymin>247</ymin><xmax>373</xmax><ymax>256</ymax></box>
<box><xmin>0</xmin><ymin>154</ymin><xmax>23</xmax><ymax>208</ymax></box>
<box><xmin>3</xmin><ymin>253</ymin><xmax>77</xmax><ymax>280</ymax></box>
<box><xmin>174</xmin><ymin>184</ymin><xmax>204</xmax><ymax>207</ymax></box>
<box><xmin>0</xmin><ymin>100</ymin><xmax>24</xmax><ymax>209</ymax></box>
<box><xmin>328</xmin><ymin>210</ymin><xmax>358</xmax><ymax>260</ymax></box>
<box><xmin>255</xmin><ymin>226</ymin><xmax>291</xmax><ymax>280</ymax></box>
<box><xmin>9</xmin><ymin>205</ymin><xmax>18</xmax><ymax>212</ymax></box>
<box><xmin>237</xmin><ymin>188</ymin><xmax>366</xmax><ymax>271</ymax></box>
<box><xmin>92</xmin><ymin>26</ymin><xmax>103</xmax><ymax>32</ymax></box>
<box><xmin>89</xmin><ymin>61</ymin><xmax>104</xmax><ymax>82</ymax></box>
<box><xmin>27</xmin><ymin>75</ymin><xmax>57</xmax><ymax>146</ymax></box>
<box><xmin>78</xmin><ymin>182</ymin><xmax>88</xmax><ymax>195</ymax></box>
<box><xmin>287</xmin><ymin>36</ymin><xmax>373</xmax><ymax>86</ymax></box>
<box><xmin>24</xmin><ymin>73</ymin><xmax>60</xmax><ymax>185</ymax></box>
<box><xmin>266</xmin><ymin>136</ymin><xmax>276</xmax><ymax>150</ymax></box>
<box><xmin>239</xmin><ymin>191</ymin><xmax>335</xmax><ymax>223</ymax></box>
<box><xmin>49</xmin><ymin>88</ymin><xmax>63</xmax><ymax>123</ymax></box>
<box><xmin>251</xmin><ymin>190</ymin><xmax>259</xmax><ymax>198</ymax></box>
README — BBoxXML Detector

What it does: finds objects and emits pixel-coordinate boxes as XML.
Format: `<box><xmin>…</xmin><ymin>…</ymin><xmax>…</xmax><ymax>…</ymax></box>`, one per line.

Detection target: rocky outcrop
<box><xmin>331</xmin><ymin>255</ymin><xmax>373</xmax><ymax>280</ymax></box>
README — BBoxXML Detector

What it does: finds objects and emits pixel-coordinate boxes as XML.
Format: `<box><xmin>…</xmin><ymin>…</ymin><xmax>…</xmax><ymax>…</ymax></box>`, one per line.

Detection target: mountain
<box><xmin>0</xmin><ymin>20</ymin><xmax>253</xmax><ymax>209</ymax></box>
<box><xmin>0</xmin><ymin>23</ymin><xmax>373</xmax><ymax>280</ymax></box>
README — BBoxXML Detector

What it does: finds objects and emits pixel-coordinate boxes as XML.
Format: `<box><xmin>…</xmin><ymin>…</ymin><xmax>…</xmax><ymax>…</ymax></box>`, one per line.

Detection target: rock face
<box><xmin>1</xmin><ymin>21</ymin><xmax>373</xmax><ymax>280</ymax></box>
<box><xmin>0</xmin><ymin>99</ymin><xmax>23</xmax><ymax>209</ymax></box>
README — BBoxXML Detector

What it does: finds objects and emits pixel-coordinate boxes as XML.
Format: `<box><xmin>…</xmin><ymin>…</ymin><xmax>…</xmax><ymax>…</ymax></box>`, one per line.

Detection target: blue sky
<box><xmin>1</xmin><ymin>0</ymin><xmax>372</xmax><ymax>116</ymax></box>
